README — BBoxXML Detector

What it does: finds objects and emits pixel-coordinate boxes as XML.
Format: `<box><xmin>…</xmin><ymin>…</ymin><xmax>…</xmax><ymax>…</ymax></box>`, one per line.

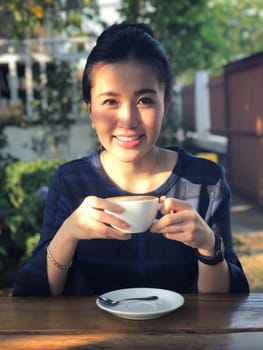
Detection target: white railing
<box><xmin>0</xmin><ymin>37</ymin><xmax>92</xmax><ymax>121</ymax></box>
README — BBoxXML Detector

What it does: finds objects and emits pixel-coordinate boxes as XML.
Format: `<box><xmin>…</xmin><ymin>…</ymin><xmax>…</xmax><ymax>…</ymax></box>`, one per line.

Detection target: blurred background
<box><xmin>0</xmin><ymin>0</ymin><xmax>262</xmax><ymax>294</ymax></box>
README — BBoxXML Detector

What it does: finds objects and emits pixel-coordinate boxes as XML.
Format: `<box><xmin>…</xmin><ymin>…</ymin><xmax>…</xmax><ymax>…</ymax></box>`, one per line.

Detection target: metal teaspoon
<box><xmin>98</xmin><ymin>295</ymin><xmax>158</xmax><ymax>306</ymax></box>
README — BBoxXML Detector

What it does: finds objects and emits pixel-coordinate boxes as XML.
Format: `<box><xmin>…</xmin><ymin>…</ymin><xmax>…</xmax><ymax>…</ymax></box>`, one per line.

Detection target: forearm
<box><xmin>47</xmin><ymin>222</ymin><xmax>78</xmax><ymax>296</ymax></box>
<box><xmin>197</xmin><ymin>260</ymin><xmax>230</xmax><ymax>293</ymax></box>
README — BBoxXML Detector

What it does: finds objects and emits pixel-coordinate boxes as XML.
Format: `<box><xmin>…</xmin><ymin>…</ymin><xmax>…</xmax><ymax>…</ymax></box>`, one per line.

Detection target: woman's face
<box><xmin>88</xmin><ymin>60</ymin><xmax>170</xmax><ymax>164</ymax></box>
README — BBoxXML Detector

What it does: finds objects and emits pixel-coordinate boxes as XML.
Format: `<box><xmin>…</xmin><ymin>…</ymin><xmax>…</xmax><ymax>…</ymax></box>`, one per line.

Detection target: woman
<box><xmin>13</xmin><ymin>22</ymin><xmax>249</xmax><ymax>296</ymax></box>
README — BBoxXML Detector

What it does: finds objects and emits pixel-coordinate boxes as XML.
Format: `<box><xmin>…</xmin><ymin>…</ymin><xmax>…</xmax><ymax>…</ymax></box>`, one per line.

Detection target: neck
<box><xmin>100</xmin><ymin>147</ymin><xmax>177</xmax><ymax>193</ymax></box>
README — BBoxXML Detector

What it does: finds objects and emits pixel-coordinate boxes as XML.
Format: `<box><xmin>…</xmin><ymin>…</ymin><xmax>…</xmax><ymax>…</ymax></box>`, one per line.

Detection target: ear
<box><xmin>86</xmin><ymin>102</ymin><xmax>91</xmax><ymax>115</ymax></box>
<box><xmin>86</xmin><ymin>103</ymin><xmax>95</xmax><ymax>128</ymax></box>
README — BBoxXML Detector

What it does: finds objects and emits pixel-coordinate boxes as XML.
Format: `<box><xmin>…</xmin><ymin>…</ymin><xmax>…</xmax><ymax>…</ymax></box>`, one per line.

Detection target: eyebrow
<box><xmin>97</xmin><ymin>88</ymin><xmax>157</xmax><ymax>98</ymax></box>
<box><xmin>135</xmin><ymin>88</ymin><xmax>157</xmax><ymax>95</ymax></box>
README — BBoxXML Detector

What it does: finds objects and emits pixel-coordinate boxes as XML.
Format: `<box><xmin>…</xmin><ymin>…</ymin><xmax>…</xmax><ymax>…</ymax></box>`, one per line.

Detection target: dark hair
<box><xmin>82</xmin><ymin>22</ymin><xmax>173</xmax><ymax>103</ymax></box>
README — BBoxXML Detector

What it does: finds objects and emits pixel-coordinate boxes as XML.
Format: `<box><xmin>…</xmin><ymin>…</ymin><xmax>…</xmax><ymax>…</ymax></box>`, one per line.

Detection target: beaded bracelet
<box><xmin>46</xmin><ymin>246</ymin><xmax>72</xmax><ymax>271</ymax></box>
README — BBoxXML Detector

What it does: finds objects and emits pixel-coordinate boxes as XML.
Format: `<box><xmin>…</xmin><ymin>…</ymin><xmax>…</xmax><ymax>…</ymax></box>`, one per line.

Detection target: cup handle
<box><xmin>152</xmin><ymin>203</ymin><xmax>162</xmax><ymax>224</ymax></box>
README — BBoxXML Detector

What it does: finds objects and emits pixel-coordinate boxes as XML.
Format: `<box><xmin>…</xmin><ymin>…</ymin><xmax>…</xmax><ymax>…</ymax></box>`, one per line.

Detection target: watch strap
<box><xmin>195</xmin><ymin>233</ymin><xmax>224</xmax><ymax>265</ymax></box>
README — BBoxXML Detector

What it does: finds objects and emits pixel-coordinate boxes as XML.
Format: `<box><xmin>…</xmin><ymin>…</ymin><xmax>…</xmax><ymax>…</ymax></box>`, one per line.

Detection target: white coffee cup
<box><xmin>106</xmin><ymin>195</ymin><xmax>159</xmax><ymax>234</ymax></box>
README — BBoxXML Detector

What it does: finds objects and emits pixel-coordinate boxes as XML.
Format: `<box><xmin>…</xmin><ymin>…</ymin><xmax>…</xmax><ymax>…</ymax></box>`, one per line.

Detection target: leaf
<box><xmin>0</xmin><ymin>246</ymin><xmax>7</xmax><ymax>256</ymax></box>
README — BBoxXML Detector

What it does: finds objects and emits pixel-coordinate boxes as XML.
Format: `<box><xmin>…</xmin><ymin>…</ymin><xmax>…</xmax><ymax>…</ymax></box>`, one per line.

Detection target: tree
<box><xmin>207</xmin><ymin>0</ymin><xmax>263</xmax><ymax>69</ymax></box>
<box><xmin>118</xmin><ymin>0</ymin><xmax>220</xmax><ymax>79</ymax></box>
<box><xmin>118</xmin><ymin>0</ymin><xmax>263</xmax><ymax>82</ymax></box>
<box><xmin>0</xmin><ymin>0</ymin><xmax>100</xmax><ymax>40</ymax></box>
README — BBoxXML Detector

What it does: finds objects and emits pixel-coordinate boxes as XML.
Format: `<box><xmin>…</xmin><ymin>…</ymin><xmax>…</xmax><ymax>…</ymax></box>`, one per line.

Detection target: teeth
<box><xmin>116</xmin><ymin>136</ymin><xmax>140</xmax><ymax>141</ymax></box>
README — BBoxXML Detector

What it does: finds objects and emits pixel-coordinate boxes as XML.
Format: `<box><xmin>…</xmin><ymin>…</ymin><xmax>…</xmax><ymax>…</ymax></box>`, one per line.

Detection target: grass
<box><xmin>239</xmin><ymin>254</ymin><xmax>263</xmax><ymax>292</ymax></box>
<box><xmin>234</xmin><ymin>233</ymin><xmax>263</xmax><ymax>292</ymax></box>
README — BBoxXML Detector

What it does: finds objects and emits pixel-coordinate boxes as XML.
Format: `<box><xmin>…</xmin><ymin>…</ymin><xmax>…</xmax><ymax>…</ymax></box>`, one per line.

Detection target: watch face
<box><xmin>216</xmin><ymin>235</ymin><xmax>224</xmax><ymax>259</ymax></box>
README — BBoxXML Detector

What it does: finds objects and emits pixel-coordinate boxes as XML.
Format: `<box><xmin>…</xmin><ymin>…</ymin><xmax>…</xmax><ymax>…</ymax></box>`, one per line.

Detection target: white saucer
<box><xmin>96</xmin><ymin>287</ymin><xmax>184</xmax><ymax>320</ymax></box>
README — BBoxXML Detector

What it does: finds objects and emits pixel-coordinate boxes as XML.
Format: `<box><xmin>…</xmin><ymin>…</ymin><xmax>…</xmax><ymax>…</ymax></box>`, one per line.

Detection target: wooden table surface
<box><xmin>0</xmin><ymin>293</ymin><xmax>262</xmax><ymax>349</ymax></box>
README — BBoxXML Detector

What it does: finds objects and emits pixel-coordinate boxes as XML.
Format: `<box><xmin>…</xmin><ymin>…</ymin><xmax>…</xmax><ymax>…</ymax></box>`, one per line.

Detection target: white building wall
<box><xmin>4</xmin><ymin>120</ymin><xmax>97</xmax><ymax>161</ymax></box>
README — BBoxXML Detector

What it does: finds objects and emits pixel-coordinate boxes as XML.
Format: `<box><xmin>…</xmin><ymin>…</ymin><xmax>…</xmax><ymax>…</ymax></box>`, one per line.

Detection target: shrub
<box><xmin>0</xmin><ymin>158</ymin><xmax>63</xmax><ymax>288</ymax></box>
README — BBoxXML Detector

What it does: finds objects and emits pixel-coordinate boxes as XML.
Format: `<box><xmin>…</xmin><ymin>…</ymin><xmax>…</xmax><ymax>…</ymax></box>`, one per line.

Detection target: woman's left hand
<box><xmin>150</xmin><ymin>196</ymin><xmax>215</xmax><ymax>256</ymax></box>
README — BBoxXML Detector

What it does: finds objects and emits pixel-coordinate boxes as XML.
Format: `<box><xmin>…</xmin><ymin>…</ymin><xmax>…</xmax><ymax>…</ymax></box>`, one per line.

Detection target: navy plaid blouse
<box><xmin>13</xmin><ymin>147</ymin><xmax>249</xmax><ymax>296</ymax></box>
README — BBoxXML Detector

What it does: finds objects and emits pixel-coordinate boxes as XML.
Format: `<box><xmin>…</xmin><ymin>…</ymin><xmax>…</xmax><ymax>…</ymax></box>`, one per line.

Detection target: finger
<box><xmin>105</xmin><ymin>227</ymin><xmax>132</xmax><ymax>240</ymax></box>
<box><xmin>161</xmin><ymin>197</ymin><xmax>192</xmax><ymax>214</ymax></box>
<box><xmin>159</xmin><ymin>211</ymin><xmax>197</xmax><ymax>237</ymax></box>
<box><xmin>88</xmin><ymin>206</ymin><xmax>129</xmax><ymax>231</ymax></box>
<box><xmin>78</xmin><ymin>212</ymin><xmax>131</xmax><ymax>240</ymax></box>
<box><xmin>78</xmin><ymin>198</ymin><xmax>128</xmax><ymax>239</ymax></box>
<box><xmin>84</xmin><ymin>197</ymin><xmax>129</xmax><ymax>230</ymax></box>
<box><xmin>104</xmin><ymin>210</ymin><xmax>130</xmax><ymax>231</ymax></box>
<box><xmin>153</xmin><ymin>223</ymin><xmax>185</xmax><ymax>236</ymax></box>
<box><xmin>154</xmin><ymin>222</ymin><xmax>187</xmax><ymax>242</ymax></box>
<box><xmin>150</xmin><ymin>211</ymin><xmax>185</xmax><ymax>232</ymax></box>
<box><xmin>104</xmin><ymin>199</ymin><xmax>125</xmax><ymax>213</ymax></box>
<box><xmin>90</xmin><ymin>222</ymin><xmax>132</xmax><ymax>241</ymax></box>
<box><xmin>85</xmin><ymin>196</ymin><xmax>123</xmax><ymax>213</ymax></box>
<box><xmin>162</xmin><ymin>232</ymin><xmax>186</xmax><ymax>241</ymax></box>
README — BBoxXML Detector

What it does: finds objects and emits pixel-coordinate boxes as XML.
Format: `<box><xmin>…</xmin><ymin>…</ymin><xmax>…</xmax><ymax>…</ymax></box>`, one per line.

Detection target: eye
<box><xmin>137</xmin><ymin>97</ymin><xmax>154</xmax><ymax>105</ymax></box>
<box><xmin>102</xmin><ymin>99</ymin><xmax>118</xmax><ymax>106</ymax></box>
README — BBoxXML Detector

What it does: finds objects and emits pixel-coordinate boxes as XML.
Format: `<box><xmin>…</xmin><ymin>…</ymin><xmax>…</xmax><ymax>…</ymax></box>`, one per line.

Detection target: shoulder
<box><xmin>174</xmin><ymin>147</ymin><xmax>225</xmax><ymax>185</ymax></box>
<box><xmin>47</xmin><ymin>149</ymin><xmax>103</xmax><ymax>198</ymax></box>
<box><xmin>57</xmin><ymin>149</ymin><xmax>100</xmax><ymax>177</ymax></box>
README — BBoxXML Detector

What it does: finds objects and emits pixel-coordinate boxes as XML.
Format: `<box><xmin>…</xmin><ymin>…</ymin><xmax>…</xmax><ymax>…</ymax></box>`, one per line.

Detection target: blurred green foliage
<box><xmin>0</xmin><ymin>158</ymin><xmax>62</xmax><ymax>288</ymax></box>
<box><xmin>119</xmin><ymin>0</ymin><xmax>263</xmax><ymax>82</ymax></box>
<box><xmin>0</xmin><ymin>0</ymin><xmax>100</xmax><ymax>40</ymax></box>
<box><xmin>31</xmin><ymin>61</ymin><xmax>81</xmax><ymax>158</ymax></box>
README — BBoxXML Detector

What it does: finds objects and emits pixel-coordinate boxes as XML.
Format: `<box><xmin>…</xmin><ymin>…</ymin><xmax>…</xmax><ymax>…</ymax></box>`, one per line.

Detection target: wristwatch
<box><xmin>195</xmin><ymin>233</ymin><xmax>225</xmax><ymax>265</ymax></box>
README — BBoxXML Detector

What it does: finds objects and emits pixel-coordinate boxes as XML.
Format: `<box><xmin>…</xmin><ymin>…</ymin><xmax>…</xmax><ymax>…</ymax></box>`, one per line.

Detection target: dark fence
<box><xmin>224</xmin><ymin>53</ymin><xmax>263</xmax><ymax>205</ymax></box>
<box><xmin>182</xmin><ymin>75</ymin><xmax>226</xmax><ymax>135</ymax></box>
<box><xmin>181</xmin><ymin>52</ymin><xmax>263</xmax><ymax>205</ymax></box>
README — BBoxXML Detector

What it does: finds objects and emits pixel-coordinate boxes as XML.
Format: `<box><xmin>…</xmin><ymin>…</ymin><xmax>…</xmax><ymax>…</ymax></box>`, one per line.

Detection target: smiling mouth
<box><xmin>114</xmin><ymin>135</ymin><xmax>142</xmax><ymax>142</ymax></box>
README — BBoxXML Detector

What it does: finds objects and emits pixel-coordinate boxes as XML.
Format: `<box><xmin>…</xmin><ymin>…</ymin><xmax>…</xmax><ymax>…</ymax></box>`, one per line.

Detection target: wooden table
<box><xmin>0</xmin><ymin>293</ymin><xmax>262</xmax><ymax>349</ymax></box>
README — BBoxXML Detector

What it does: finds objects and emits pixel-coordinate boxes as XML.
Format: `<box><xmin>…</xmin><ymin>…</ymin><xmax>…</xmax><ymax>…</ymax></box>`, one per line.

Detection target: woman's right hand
<box><xmin>61</xmin><ymin>196</ymin><xmax>131</xmax><ymax>241</ymax></box>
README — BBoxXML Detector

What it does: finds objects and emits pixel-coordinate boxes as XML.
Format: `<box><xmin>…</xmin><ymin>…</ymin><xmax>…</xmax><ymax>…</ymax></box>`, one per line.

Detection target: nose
<box><xmin>117</xmin><ymin>103</ymin><xmax>139</xmax><ymax>128</ymax></box>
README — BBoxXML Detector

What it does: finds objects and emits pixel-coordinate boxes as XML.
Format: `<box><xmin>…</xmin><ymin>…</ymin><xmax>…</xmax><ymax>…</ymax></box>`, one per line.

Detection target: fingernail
<box><xmin>121</xmin><ymin>222</ymin><xmax>129</xmax><ymax>229</ymax></box>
